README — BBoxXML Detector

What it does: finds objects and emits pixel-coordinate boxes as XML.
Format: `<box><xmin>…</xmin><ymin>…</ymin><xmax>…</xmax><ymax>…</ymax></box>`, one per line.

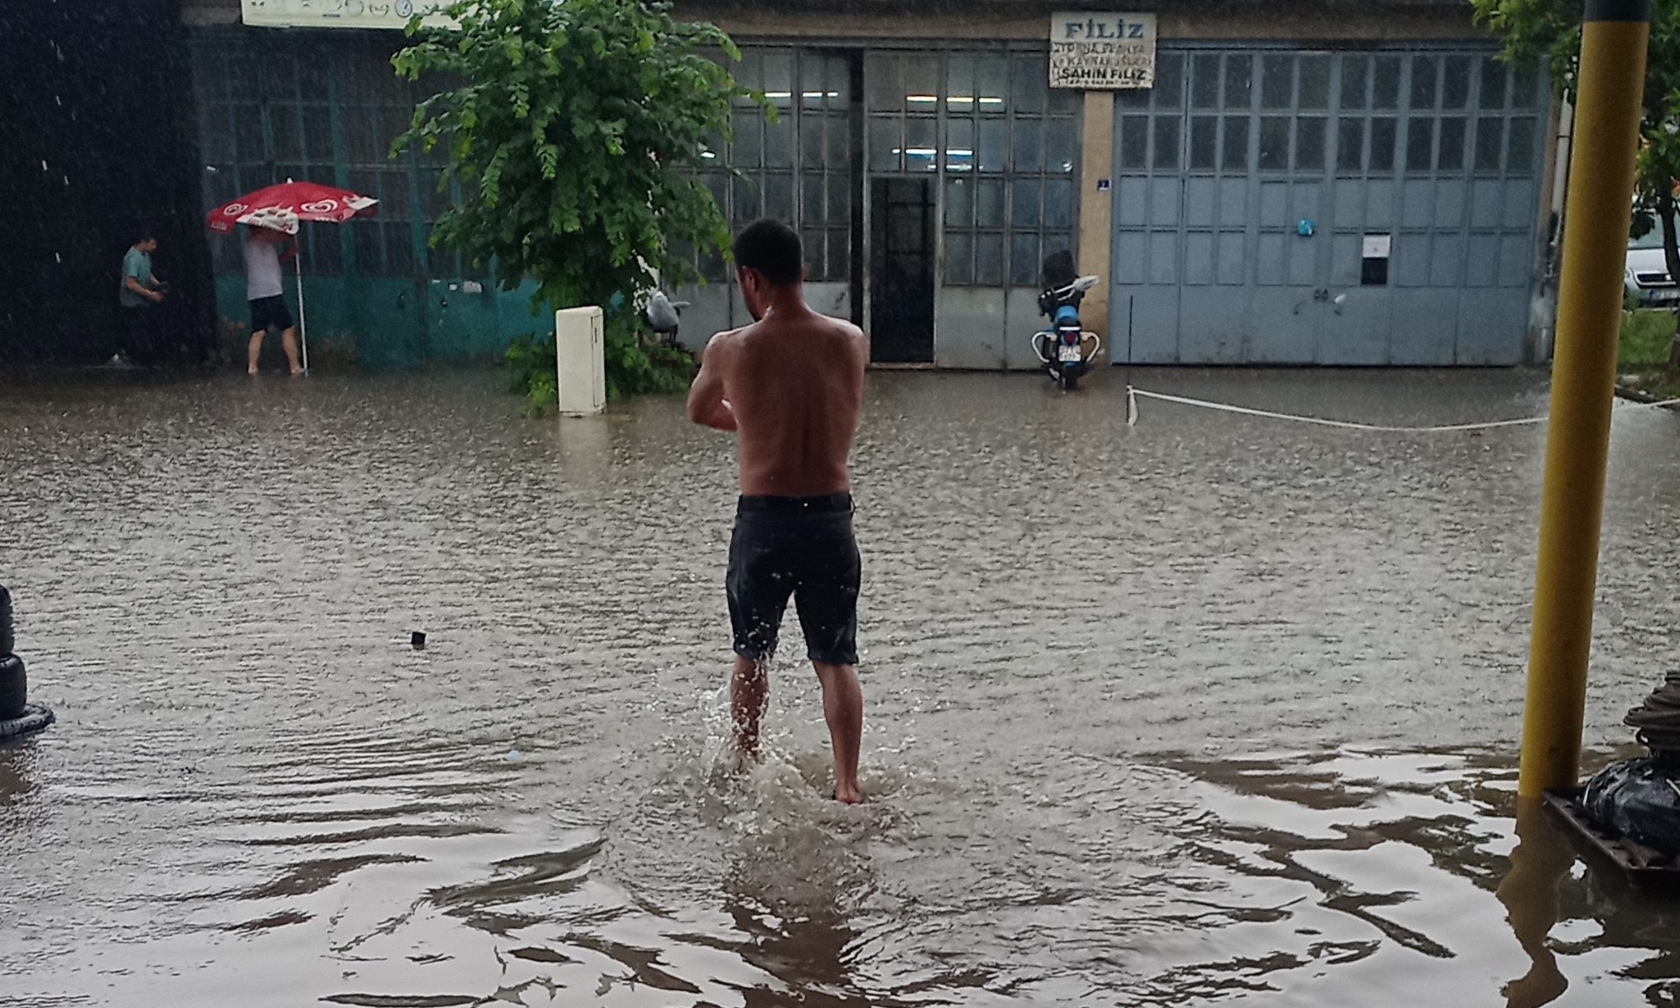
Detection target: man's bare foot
<box><xmin>247</xmin><ymin>367</ymin><xmax>259</xmax><ymax>376</ymax></box>
<box><xmin>834</xmin><ymin>783</ymin><xmax>863</xmax><ymax>805</ymax></box>
<box><xmin>290</xmin><ymin>366</ymin><xmax>305</xmax><ymax>376</ymax></box>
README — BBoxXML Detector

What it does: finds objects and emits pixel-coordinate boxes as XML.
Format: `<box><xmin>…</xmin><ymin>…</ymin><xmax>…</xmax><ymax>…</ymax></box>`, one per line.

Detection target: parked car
<box><xmin>1625</xmin><ymin>229</ymin><xmax>1680</xmax><ymax>306</ymax></box>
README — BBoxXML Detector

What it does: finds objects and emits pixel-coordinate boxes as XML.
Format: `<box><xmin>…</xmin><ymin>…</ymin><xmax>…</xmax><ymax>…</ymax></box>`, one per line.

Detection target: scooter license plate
<box><xmin>1058</xmin><ymin>345</ymin><xmax>1083</xmax><ymax>363</ymax></box>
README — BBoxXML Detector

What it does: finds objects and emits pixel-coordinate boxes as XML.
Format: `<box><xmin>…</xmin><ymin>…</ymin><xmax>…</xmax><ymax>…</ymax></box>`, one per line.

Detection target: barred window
<box><xmin>700</xmin><ymin>48</ymin><xmax>854</xmax><ymax>283</ymax></box>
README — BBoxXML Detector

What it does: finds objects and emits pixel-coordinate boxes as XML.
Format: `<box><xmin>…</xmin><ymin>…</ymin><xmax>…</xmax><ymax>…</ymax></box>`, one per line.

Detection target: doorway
<box><xmin>869</xmin><ymin>177</ymin><xmax>935</xmax><ymax>363</ymax></box>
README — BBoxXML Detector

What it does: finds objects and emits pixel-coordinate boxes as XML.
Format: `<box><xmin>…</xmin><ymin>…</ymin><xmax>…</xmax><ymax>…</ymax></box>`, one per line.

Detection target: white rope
<box><xmin>1125</xmin><ymin>385</ymin><xmax>1680</xmax><ymax>432</ymax></box>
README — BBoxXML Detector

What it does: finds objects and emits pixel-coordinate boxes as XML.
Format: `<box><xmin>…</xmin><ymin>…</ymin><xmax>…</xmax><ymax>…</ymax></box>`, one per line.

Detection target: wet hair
<box><xmin>733</xmin><ymin>218</ymin><xmax>802</xmax><ymax>286</ymax></box>
<box><xmin>135</xmin><ymin>229</ymin><xmax>156</xmax><ymax>246</ymax></box>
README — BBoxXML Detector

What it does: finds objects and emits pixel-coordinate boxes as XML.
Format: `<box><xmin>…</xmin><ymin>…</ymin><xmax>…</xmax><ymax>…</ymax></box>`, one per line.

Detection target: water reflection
<box><xmin>1498</xmin><ymin>800</ymin><xmax>1573</xmax><ymax>1007</ymax></box>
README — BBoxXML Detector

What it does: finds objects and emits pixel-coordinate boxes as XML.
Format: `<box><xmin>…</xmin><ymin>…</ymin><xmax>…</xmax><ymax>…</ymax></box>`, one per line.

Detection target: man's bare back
<box><xmin>688</xmin><ymin>308</ymin><xmax>866</xmax><ymax>494</ymax></box>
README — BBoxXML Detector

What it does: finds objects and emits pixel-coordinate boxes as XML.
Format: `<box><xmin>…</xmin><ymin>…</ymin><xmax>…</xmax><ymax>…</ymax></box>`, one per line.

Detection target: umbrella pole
<box><xmin>295</xmin><ymin>250</ymin><xmax>310</xmax><ymax>374</ymax></box>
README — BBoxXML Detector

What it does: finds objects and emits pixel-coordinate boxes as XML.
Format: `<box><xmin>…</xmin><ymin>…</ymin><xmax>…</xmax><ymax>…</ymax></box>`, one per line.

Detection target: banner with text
<box><xmin>1049</xmin><ymin>13</ymin><xmax>1157</xmax><ymax>90</ymax></box>
<box><xmin>241</xmin><ymin>0</ymin><xmax>454</xmax><ymax>29</ymax></box>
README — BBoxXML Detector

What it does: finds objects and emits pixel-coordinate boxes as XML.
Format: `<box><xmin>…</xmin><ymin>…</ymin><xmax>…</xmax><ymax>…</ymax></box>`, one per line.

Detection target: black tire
<box><xmin>0</xmin><ymin>654</ymin><xmax>24</xmax><ymax>721</ymax></box>
<box><xmin>0</xmin><ymin>704</ymin><xmax>53</xmax><ymax>740</ymax></box>
<box><xmin>0</xmin><ymin>584</ymin><xmax>11</xmax><ymax>658</ymax></box>
<box><xmin>1062</xmin><ymin>367</ymin><xmax>1080</xmax><ymax>392</ymax></box>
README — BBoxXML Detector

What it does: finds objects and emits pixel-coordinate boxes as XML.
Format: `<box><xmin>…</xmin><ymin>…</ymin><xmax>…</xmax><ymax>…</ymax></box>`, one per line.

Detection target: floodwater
<box><xmin>4</xmin><ymin>366</ymin><xmax>1680</xmax><ymax>1007</ymax></box>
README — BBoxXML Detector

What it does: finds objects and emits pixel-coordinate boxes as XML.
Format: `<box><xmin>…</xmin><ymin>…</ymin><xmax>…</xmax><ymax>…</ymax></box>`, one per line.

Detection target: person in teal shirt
<box><xmin>118</xmin><ymin>232</ymin><xmax>166</xmax><ymax>364</ymax></box>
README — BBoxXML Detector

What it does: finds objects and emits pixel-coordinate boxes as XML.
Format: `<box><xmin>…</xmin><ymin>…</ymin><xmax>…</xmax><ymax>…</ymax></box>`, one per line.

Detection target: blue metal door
<box><xmin>1111</xmin><ymin>48</ymin><xmax>1546</xmax><ymax>365</ymax></box>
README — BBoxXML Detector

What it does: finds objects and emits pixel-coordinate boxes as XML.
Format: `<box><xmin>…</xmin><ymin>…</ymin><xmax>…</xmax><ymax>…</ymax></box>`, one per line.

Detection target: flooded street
<box><xmin>5</xmin><ymin>366</ymin><xmax>1680</xmax><ymax>1006</ymax></box>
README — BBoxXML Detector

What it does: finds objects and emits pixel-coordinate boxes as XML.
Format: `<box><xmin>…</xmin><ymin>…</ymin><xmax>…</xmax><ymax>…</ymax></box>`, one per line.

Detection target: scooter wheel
<box><xmin>1061</xmin><ymin>368</ymin><xmax>1080</xmax><ymax>392</ymax></box>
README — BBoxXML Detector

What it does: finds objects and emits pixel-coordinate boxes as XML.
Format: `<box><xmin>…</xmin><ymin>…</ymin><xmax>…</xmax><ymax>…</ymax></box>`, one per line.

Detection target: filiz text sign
<box><xmin>1049</xmin><ymin>12</ymin><xmax>1158</xmax><ymax>90</ymax></box>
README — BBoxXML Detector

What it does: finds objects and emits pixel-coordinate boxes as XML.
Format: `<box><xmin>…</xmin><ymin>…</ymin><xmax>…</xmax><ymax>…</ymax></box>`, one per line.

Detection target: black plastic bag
<box><xmin>1582</xmin><ymin>757</ymin><xmax>1680</xmax><ymax>856</ymax></box>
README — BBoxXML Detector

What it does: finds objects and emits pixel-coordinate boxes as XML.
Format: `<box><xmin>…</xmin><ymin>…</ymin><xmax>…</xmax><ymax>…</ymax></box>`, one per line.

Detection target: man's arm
<box><xmin>124</xmin><ymin>275</ymin><xmax>163</xmax><ymax>302</ymax></box>
<box><xmin>687</xmin><ymin>334</ymin><xmax>738</xmax><ymax>432</ymax></box>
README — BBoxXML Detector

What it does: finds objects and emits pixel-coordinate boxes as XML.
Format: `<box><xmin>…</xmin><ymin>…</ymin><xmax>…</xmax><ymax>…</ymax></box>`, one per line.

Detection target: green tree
<box><xmin>392</xmin><ymin>0</ymin><xmax>753</xmax><ymax>403</ymax></box>
<box><xmin>1474</xmin><ymin>1</ymin><xmax>1680</xmax><ymax>320</ymax></box>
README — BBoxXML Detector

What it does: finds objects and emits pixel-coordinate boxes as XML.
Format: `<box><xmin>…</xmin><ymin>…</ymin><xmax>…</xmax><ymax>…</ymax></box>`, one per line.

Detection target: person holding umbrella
<box><xmin>207</xmin><ymin>179</ymin><xmax>378</xmax><ymax>375</ymax></box>
<box><xmin>243</xmin><ymin>225</ymin><xmax>302</xmax><ymax>375</ymax></box>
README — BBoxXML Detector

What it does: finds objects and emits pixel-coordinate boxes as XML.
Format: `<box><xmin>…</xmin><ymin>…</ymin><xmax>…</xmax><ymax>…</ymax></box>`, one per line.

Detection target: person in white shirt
<box><xmin>243</xmin><ymin>227</ymin><xmax>302</xmax><ymax>375</ymax></box>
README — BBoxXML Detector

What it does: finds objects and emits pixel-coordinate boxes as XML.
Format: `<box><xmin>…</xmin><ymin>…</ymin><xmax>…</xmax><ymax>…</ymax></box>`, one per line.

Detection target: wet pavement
<box><xmin>3</xmin><ymin>365</ymin><xmax>1680</xmax><ymax>1006</ymax></box>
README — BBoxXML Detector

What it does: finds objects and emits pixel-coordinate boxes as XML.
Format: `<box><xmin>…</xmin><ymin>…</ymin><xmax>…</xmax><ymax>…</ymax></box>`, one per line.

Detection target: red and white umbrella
<box><xmin>206</xmin><ymin>180</ymin><xmax>378</xmax><ymax>373</ymax></box>
<box><xmin>207</xmin><ymin>180</ymin><xmax>378</xmax><ymax>235</ymax></box>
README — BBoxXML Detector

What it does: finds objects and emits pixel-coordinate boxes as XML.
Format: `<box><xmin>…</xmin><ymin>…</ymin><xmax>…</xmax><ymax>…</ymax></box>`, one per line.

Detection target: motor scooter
<box><xmin>1028</xmin><ymin>251</ymin><xmax>1101</xmax><ymax>391</ymax></box>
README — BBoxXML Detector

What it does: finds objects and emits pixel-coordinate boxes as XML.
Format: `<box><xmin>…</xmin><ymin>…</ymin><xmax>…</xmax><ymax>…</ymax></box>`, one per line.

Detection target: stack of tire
<box><xmin>0</xmin><ymin>586</ymin><xmax>55</xmax><ymax>740</ymax></box>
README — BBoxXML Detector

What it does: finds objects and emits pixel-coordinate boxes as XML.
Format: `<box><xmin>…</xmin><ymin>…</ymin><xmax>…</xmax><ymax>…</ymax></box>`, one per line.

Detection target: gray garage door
<box><xmin>1111</xmin><ymin>48</ymin><xmax>1546</xmax><ymax>365</ymax></box>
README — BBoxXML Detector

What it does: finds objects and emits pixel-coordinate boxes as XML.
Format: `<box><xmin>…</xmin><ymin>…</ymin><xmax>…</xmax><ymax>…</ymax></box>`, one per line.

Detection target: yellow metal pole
<box><xmin>1518</xmin><ymin>0</ymin><xmax>1651</xmax><ymax>800</ymax></box>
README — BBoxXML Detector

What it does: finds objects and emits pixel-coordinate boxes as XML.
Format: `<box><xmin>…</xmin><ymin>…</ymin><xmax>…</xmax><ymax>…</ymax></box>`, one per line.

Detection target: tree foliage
<box><xmin>392</xmin><ymin>0</ymin><xmax>752</xmax><ymax>401</ymax></box>
<box><xmin>1473</xmin><ymin>0</ymin><xmax>1680</xmax><ymax>288</ymax></box>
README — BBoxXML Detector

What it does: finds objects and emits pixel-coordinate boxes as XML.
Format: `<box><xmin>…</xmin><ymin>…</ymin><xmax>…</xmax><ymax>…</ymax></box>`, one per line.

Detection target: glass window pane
<box><xmin>1011</xmin><ymin>55</ymin><xmax>1047</xmax><ymax>114</ymax></box>
<box><xmin>1341</xmin><ymin>56</ymin><xmax>1369</xmax><ymax>111</ymax></box>
<box><xmin>733</xmin><ymin>173</ymin><xmax>761</xmax><ymax>219</ymax></box>
<box><xmin>1411</xmin><ymin>56</ymin><xmax>1438</xmax><ymax>110</ymax></box>
<box><xmin>1299</xmin><ymin>56</ymin><xmax>1330</xmax><ymax>110</ymax></box>
<box><xmin>1336</xmin><ymin>117</ymin><xmax>1364</xmax><ymax>171</ymax></box>
<box><xmin>1012</xmin><ymin>178</ymin><xmax>1042</xmax><ymax>228</ymax></box>
<box><xmin>976</xmin><ymin>232</ymin><xmax>1004</xmax><ymax>285</ymax></box>
<box><xmin>946</xmin><ymin>54</ymin><xmax>975</xmax><ymax>109</ymax></box>
<box><xmin>1262</xmin><ymin>54</ymin><xmax>1293</xmax><ymax>109</ymax></box>
<box><xmin>977</xmin><ymin>117</ymin><xmax>1006</xmax><ymax>172</ymax></box>
<box><xmin>977</xmin><ymin>56</ymin><xmax>1008</xmax><ymax>107</ymax></box>
<box><xmin>1475</xmin><ymin>117</ymin><xmax>1504</xmax><ymax>172</ymax></box>
<box><xmin>828</xmin><ymin>228</ymin><xmax>850</xmax><ymax>280</ymax></box>
<box><xmin>1011</xmin><ymin>232</ymin><xmax>1040</xmax><ymax>285</ymax></box>
<box><xmin>1443</xmin><ymin>55</ymin><xmax>1471</xmax><ymax>109</ymax></box>
<box><xmin>976</xmin><ymin>179</ymin><xmax>1005</xmax><ymax>227</ymax></box>
<box><xmin>763</xmin><ymin>51</ymin><xmax>794</xmax><ymax>109</ymax></box>
<box><xmin>1047</xmin><ymin>120</ymin><xmax>1076</xmax><ymax>173</ymax></box>
<box><xmin>1049</xmin><ymin>85</ymin><xmax>1082</xmax><ymax>115</ymax></box>
<box><xmin>866</xmin><ymin>54</ymin><xmax>900</xmax><ymax>112</ymax></box>
<box><xmin>904</xmin><ymin>62</ymin><xmax>939</xmax><ymax>114</ymax></box>
<box><xmin>732</xmin><ymin>109</ymin><xmax>763</xmax><ymax>166</ymax></box>
<box><xmin>1438</xmin><ymin>117</ymin><xmax>1465</xmax><ymax>170</ymax></box>
<box><xmin>804</xmin><ymin>175</ymin><xmax>827</xmax><ymax>224</ymax></box>
<box><xmin>946</xmin><ymin>177</ymin><xmax>973</xmax><ymax>227</ymax></box>
<box><xmin>1116</xmin><ymin>86</ymin><xmax>1151</xmax><ymax>109</ymax></box>
<box><xmin>1480</xmin><ymin>57</ymin><xmax>1508</xmax><ymax>109</ymax></box>
<box><xmin>1296</xmin><ymin>117</ymin><xmax>1325</xmax><ymax>171</ymax></box>
<box><xmin>868</xmin><ymin>117</ymin><xmax>899</xmax><ymax>171</ymax></box>
<box><xmin>1192</xmin><ymin>53</ymin><xmax>1221</xmax><ymax>109</ymax></box>
<box><xmin>1044</xmin><ymin>178</ymin><xmax>1073</xmax><ymax>229</ymax></box>
<box><xmin>1191</xmin><ymin>115</ymin><xmax>1218</xmax><ymax>169</ymax></box>
<box><xmin>1406</xmin><ymin>117</ymin><xmax>1435</xmax><ymax>172</ymax></box>
<box><xmin>1120</xmin><ymin>114</ymin><xmax>1148</xmax><ymax>170</ymax></box>
<box><xmin>1259</xmin><ymin>116</ymin><xmax>1289</xmax><ymax>169</ymax></box>
<box><xmin>1225</xmin><ymin>55</ymin><xmax>1253</xmax><ymax>109</ymax></box>
<box><xmin>1512</xmin><ymin>64</ymin><xmax>1538</xmax><ymax>109</ymax></box>
<box><xmin>764</xmin><ymin>115</ymin><xmax>793</xmax><ymax>168</ymax></box>
<box><xmin>765</xmin><ymin>174</ymin><xmax>794</xmax><ymax>219</ymax></box>
<box><xmin>1154</xmin><ymin>53</ymin><xmax>1184</xmax><ymax>109</ymax></box>
<box><xmin>1222</xmin><ymin>116</ymin><xmax>1249</xmax><ymax>171</ymax></box>
<box><xmin>803</xmin><ymin>226</ymin><xmax>824</xmax><ymax>278</ymax></box>
<box><xmin>1374</xmin><ymin>56</ymin><xmax>1402</xmax><ymax>110</ymax></box>
<box><xmin>385</xmin><ymin>221</ymin><xmax>414</xmax><ymax>275</ymax></box>
<box><xmin>1014</xmin><ymin>118</ymin><xmax>1044</xmax><ymax>173</ymax></box>
<box><xmin>1153</xmin><ymin>117</ymin><xmax>1181</xmax><ymax>170</ymax></box>
<box><xmin>829</xmin><ymin>174</ymin><xmax>852</xmax><ymax>224</ymax></box>
<box><xmin>1508</xmin><ymin>117</ymin><xmax>1536</xmax><ymax>175</ymax></box>
<box><xmin>946</xmin><ymin>230</ymin><xmax>973</xmax><ymax>285</ymax></box>
<box><xmin>905</xmin><ymin>118</ymin><xmax>937</xmax><ymax>172</ymax></box>
<box><xmin>1370</xmin><ymin>118</ymin><xmax>1397</xmax><ymax>172</ymax></box>
<box><xmin>826</xmin><ymin>112</ymin><xmax>849</xmax><ymax>167</ymax></box>
<box><xmin>947</xmin><ymin>117</ymin><xmax>975</xmax><ymax>173</ymax></box>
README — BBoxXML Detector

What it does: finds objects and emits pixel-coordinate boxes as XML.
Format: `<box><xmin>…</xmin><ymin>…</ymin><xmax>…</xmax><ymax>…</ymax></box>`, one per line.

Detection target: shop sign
<box><xmin>241</xmin><ymin>0</ymin><xmax>454</xmax><ymax>29</ymax></box>
<box><xmin>1049</xmin><ymin>13</ymin><xmax>1157</xmax><ymax>90</ymax></box>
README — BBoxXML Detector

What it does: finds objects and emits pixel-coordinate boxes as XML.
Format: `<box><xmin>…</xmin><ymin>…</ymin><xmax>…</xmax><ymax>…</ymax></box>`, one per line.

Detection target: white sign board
<box><xmin>1049</xmin><ymin>13</ymin><xmax>1157</xmax><ymax>90</ymax></box>
<box><xmin>1362</xmin><ymin>233</ymin><xmax>1392</xmax><ymax>258</ymax></box>
<box><xmin>241</xmin><ymin>0</ymin><xmax>453</xmax><ymax>29</ymax></box>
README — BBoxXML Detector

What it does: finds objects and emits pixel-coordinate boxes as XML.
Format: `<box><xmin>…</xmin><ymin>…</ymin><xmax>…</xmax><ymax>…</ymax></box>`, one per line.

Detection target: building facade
<box><xmin>177</xmin><ymin>0</ymin><xmax>1558</xmax><ymax>369</ymax></box>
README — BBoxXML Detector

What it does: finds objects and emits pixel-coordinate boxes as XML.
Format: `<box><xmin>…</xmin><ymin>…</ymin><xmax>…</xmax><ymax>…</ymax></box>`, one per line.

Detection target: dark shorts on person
<box><xmin>727</xmin><ymin>494</ymin><xmax>860</xmax><ymax>666</ymax></box>
<box><xmin>249</xmin><ymin>295</ymin><xmax>294</xmax><ymax>334</ymax></box>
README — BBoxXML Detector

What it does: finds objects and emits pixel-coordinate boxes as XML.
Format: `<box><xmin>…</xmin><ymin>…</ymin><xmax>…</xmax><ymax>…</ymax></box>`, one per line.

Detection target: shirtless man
<box><xmin>686</xmin><ymin>219</ymin><xmax>869</xmax><ymax>804</ymax></box>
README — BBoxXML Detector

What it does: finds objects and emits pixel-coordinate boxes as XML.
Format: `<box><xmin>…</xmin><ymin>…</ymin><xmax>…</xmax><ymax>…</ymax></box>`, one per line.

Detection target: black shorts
<box><xmin>249</xmin><ymin>295</ymin><xmax>294</xmax><ymax>334</ymax></box>
<box><xmin>727</xmin><ymin>494</ymin><xmax>860</xmax><ymax>665</ymax></box>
